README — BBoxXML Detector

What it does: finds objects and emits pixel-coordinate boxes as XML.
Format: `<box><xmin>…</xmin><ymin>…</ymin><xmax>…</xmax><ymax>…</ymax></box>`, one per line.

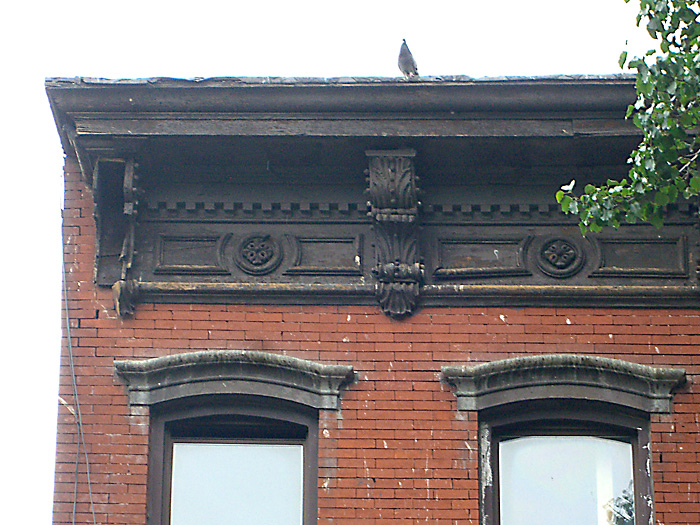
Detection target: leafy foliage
<box><xmin>557</xmin><ymin>0</ymin><xmax>700</xmax><ymax>233</ymax></box>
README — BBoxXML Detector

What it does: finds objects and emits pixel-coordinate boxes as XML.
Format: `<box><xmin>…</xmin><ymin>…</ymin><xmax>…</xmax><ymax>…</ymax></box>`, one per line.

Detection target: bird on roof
<box><xmin>398</xmin><ymin>39</ymin><xmax>418</xmax><ymax>79</ymax></box>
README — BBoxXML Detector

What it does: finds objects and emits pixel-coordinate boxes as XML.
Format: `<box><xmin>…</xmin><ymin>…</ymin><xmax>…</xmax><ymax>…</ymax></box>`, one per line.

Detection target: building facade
<box><xmin>49</xmin><ymin>76</ymin><xmax>699</xmax><ymax>524</ymax></box>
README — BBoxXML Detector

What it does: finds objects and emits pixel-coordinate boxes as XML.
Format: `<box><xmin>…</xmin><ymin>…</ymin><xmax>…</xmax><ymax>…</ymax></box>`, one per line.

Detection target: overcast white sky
<box><xmin>0</xmin><ymin>1</ymin><xmax>655</xmax><ymax>522</ymax></box>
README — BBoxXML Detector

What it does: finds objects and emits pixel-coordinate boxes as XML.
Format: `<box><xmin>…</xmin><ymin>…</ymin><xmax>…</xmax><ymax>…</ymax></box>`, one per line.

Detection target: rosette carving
<box><xmin>234</xmin><ymin>234</ymin><xmax>283</xmax><ymax>275</ymax></box>
<box><xmin>537</xmin><ymin>237</ymin><xmax>585</xmax><ymax>278</ymax></box>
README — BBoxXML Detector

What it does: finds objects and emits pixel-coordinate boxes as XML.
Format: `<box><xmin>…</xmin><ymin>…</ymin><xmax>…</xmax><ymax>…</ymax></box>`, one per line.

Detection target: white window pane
<box><xmin>499</xmin><ymin>436</ymin><xmax>634</xmax><ymax>525</ymax></box>
<box><xmin>171</xmin><ymin>443</ymin><xmax>303</xmax><ymax>525</ymax></box>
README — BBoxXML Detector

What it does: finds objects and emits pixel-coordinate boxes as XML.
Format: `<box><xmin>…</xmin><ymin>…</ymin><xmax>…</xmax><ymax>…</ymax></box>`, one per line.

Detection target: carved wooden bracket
<box><xmin>110</xmin><ymin>158</ymin><xmax>141</xmax><ymax>316</ymax></box>
<box><xmin>366</xmin><ymin>149</ymin><xmax>424</xmax><ymax>317</ymax></box>
<box><xmin>119</xmin><ymin>158</ymin><xmax>138</xmax><ymax>279</ymax></box>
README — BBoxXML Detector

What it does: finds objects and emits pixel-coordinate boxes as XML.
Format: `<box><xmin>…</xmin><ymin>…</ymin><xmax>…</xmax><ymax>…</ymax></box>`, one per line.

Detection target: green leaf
<box><xmin>690</xmin><ymin>176</ymin><xmax>700</xmax><ymax>192</ymax></box>
<box><xmin>654</xmin><ymin>191</ymin><xmax>670</xmax><ymax>205</ymax></box>
<box><xmin>563</xmin><ymin>0</ymin><xmax>700</xmax><ymax>234</ymax></box>
<box><xmin>666</xmin><ymin>184</ymin><xmax>679</xmax><ymax>202</ymax></box>
<box><xmin>560</xmin><ymin>195</ymin><xmax>572</xmax><ymax>213</ymax></box>
<box><xmin>679</xmin><ymin>112</ymin><xmax>696</xmax><ymax>128</ymax></box>
<box><xmin>679</xmin><ymin>7</ymin><xmax>696</xmax><ymax>23</ymax></box>
<box><xmin>650</xmin><ymin>213</ymin><xmax>664</xmax><ymax>229</ymax></box>
<box><xmin>647</xmin><ymin>16</ymin><xmax>663</xmax><ymax>37</ymax></box>
<box><xmin>619</xmin><ymin>51</ymin><xmax>628</xmax><ymax>69</ymax></box>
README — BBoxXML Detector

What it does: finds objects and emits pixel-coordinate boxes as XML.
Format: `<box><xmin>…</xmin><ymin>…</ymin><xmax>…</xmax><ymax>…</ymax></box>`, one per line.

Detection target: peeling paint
<box><xmin>645</xmin><ymin>493</ymin><xmax>654</xmax><ymax>525</ymax></box>
<box><xmin>480</xmin><ymin>426</ymin><xmax>492</xmax><ymax>500</ymax></box>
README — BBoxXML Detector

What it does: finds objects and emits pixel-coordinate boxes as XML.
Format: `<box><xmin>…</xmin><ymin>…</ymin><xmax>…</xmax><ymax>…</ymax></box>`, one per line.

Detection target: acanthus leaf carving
<box><xmin>366</xmin><ymin>149</ymin><xmax>420</xmax><ymax>223</ymax></box>
<box><xmin>366</xmin><ymin>150</ymin><xmax>423</xmax><ymax>318</ymax></box>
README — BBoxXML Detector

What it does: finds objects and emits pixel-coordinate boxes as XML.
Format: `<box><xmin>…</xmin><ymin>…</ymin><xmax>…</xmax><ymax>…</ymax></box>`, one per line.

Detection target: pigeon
<box><xmin>398</xmin><ymin>39</ymin><xmax>418</xmax><ymax>78</ymax></box>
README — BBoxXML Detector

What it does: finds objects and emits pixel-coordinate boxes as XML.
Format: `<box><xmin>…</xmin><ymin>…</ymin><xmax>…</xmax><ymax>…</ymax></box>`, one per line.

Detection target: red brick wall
<box><xmin>56</xmin><ymin>158</ymin><xmax>700</xmax><ymax>524</ymax></box>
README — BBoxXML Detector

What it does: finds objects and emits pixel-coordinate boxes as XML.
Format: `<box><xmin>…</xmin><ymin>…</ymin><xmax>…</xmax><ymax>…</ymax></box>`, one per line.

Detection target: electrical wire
<box><xmin>62</xmin><ymin>253</ymin><xmax>99</xmax><ymax>525</ymax></box>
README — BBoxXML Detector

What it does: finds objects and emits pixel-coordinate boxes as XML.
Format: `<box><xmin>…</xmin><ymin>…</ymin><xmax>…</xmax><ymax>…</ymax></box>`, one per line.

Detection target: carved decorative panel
<box><xmin>433</xmin><ymin>237</ymin><xmax>532</xmax><ymax>280</ymax></box>
<box><xmin>154</xmin><ymin>235</ymin><xmax>229</xmax><ymax>275</ymax></box>
<box><xmin>591</xmin><ymin>237</ymin><xmax>688</xmax><ymax>278</ymax></box>
<box><xmin>285</xmin><ymin>236</ymin><xmax>363</xmax><ymax>276</ymax></box>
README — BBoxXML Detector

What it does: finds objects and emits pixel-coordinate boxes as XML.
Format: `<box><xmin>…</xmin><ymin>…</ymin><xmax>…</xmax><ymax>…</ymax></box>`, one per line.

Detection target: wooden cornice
<box><xmin>47</xmin><ymin>76</ymin><xmax>637</xmax><ymax>115</ymax></box>
<box><xmin>48</xmin><ymin>76</ymin><xmax>700</xmax><ymax>316</ymax></box>
<box><xmin>47</xmin><ymin>77</ymin><xmax>639</xmax><ymax>176</ymax></box>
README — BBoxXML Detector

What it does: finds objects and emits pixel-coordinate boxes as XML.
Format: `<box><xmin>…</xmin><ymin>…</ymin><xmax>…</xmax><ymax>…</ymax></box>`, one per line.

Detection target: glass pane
<box><xmin>499</xmin><ymin>436</ymin><xmax>634</xmax><ymax>525</ymax></box>
<box><xmin>170</xmin><ymin>443</ymin><xmax>303</xmax><ymax>525</ymax></box>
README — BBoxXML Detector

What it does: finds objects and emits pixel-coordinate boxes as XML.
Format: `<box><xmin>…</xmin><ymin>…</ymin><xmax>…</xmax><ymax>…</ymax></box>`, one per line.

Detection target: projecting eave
<box><xmin>46</xmin><ymin>75</ymin><xmax>637</xmax><ymax>115</ymax></box>
<box><xmin>45</xmin><ymin>75</ymin><xmax>640</xmax><ymax>185</ymax></box>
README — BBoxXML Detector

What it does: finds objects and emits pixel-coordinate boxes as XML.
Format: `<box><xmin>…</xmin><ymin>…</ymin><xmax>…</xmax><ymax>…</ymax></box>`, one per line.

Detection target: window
<box><xmin>482</xmin><ymin>400</ymin><xmax>647</xmax><ymax>525</ymax></box>
<box><xmin>171</xmin><ymin>442</ymin><xmax>304</xmax><ymax>524</ymax></box>
<box><xmin>441</xmin><ymin>354</ymin><xmax>685</xmax><ymax>525</ymax></box>
<box><xmin>156</xmin><ymin>397</ymin><xmax>315</xmax><ymax>525</ymax></box>
<box><xmin>115</xmin><ymin>350</ymin><xmax>355</xmax><ymax>525</ymax></box>
<box><xmin>500</xmin><ymin>436</ymin><xmax>634</xmax><ymax>524</ymax></box>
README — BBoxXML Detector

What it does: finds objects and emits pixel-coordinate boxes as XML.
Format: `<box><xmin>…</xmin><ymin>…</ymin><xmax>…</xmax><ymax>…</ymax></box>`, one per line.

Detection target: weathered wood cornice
<box><xmin>47</xmin><ymin>76</ymin><xmax>637</xmax><ymax>115</ymax></box>
<box><xmin>47</xmin><ymin>77</ymin><xmax>639</xmax><ymax>173</ymax></box>
<box><xmin>63</xmin><ymin>115</ymin><xmax>638</xmax><ymax>140</ymax></box>
<box><xmin>115</xmin><ymin>280</ymin><xmax>700</xmax><ymax>309</ymax></box>
<box><xmin>48</xmin><ymin>76</ymin><xmax>700</xmax><ymax>316</ymax></box>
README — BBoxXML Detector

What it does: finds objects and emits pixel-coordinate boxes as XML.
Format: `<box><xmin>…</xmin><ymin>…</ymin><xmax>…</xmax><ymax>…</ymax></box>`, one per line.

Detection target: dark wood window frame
<box><xmin>441</xmin><ymin>354</ymin><xmax>686</xmax><ymax>525</ymax></box>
